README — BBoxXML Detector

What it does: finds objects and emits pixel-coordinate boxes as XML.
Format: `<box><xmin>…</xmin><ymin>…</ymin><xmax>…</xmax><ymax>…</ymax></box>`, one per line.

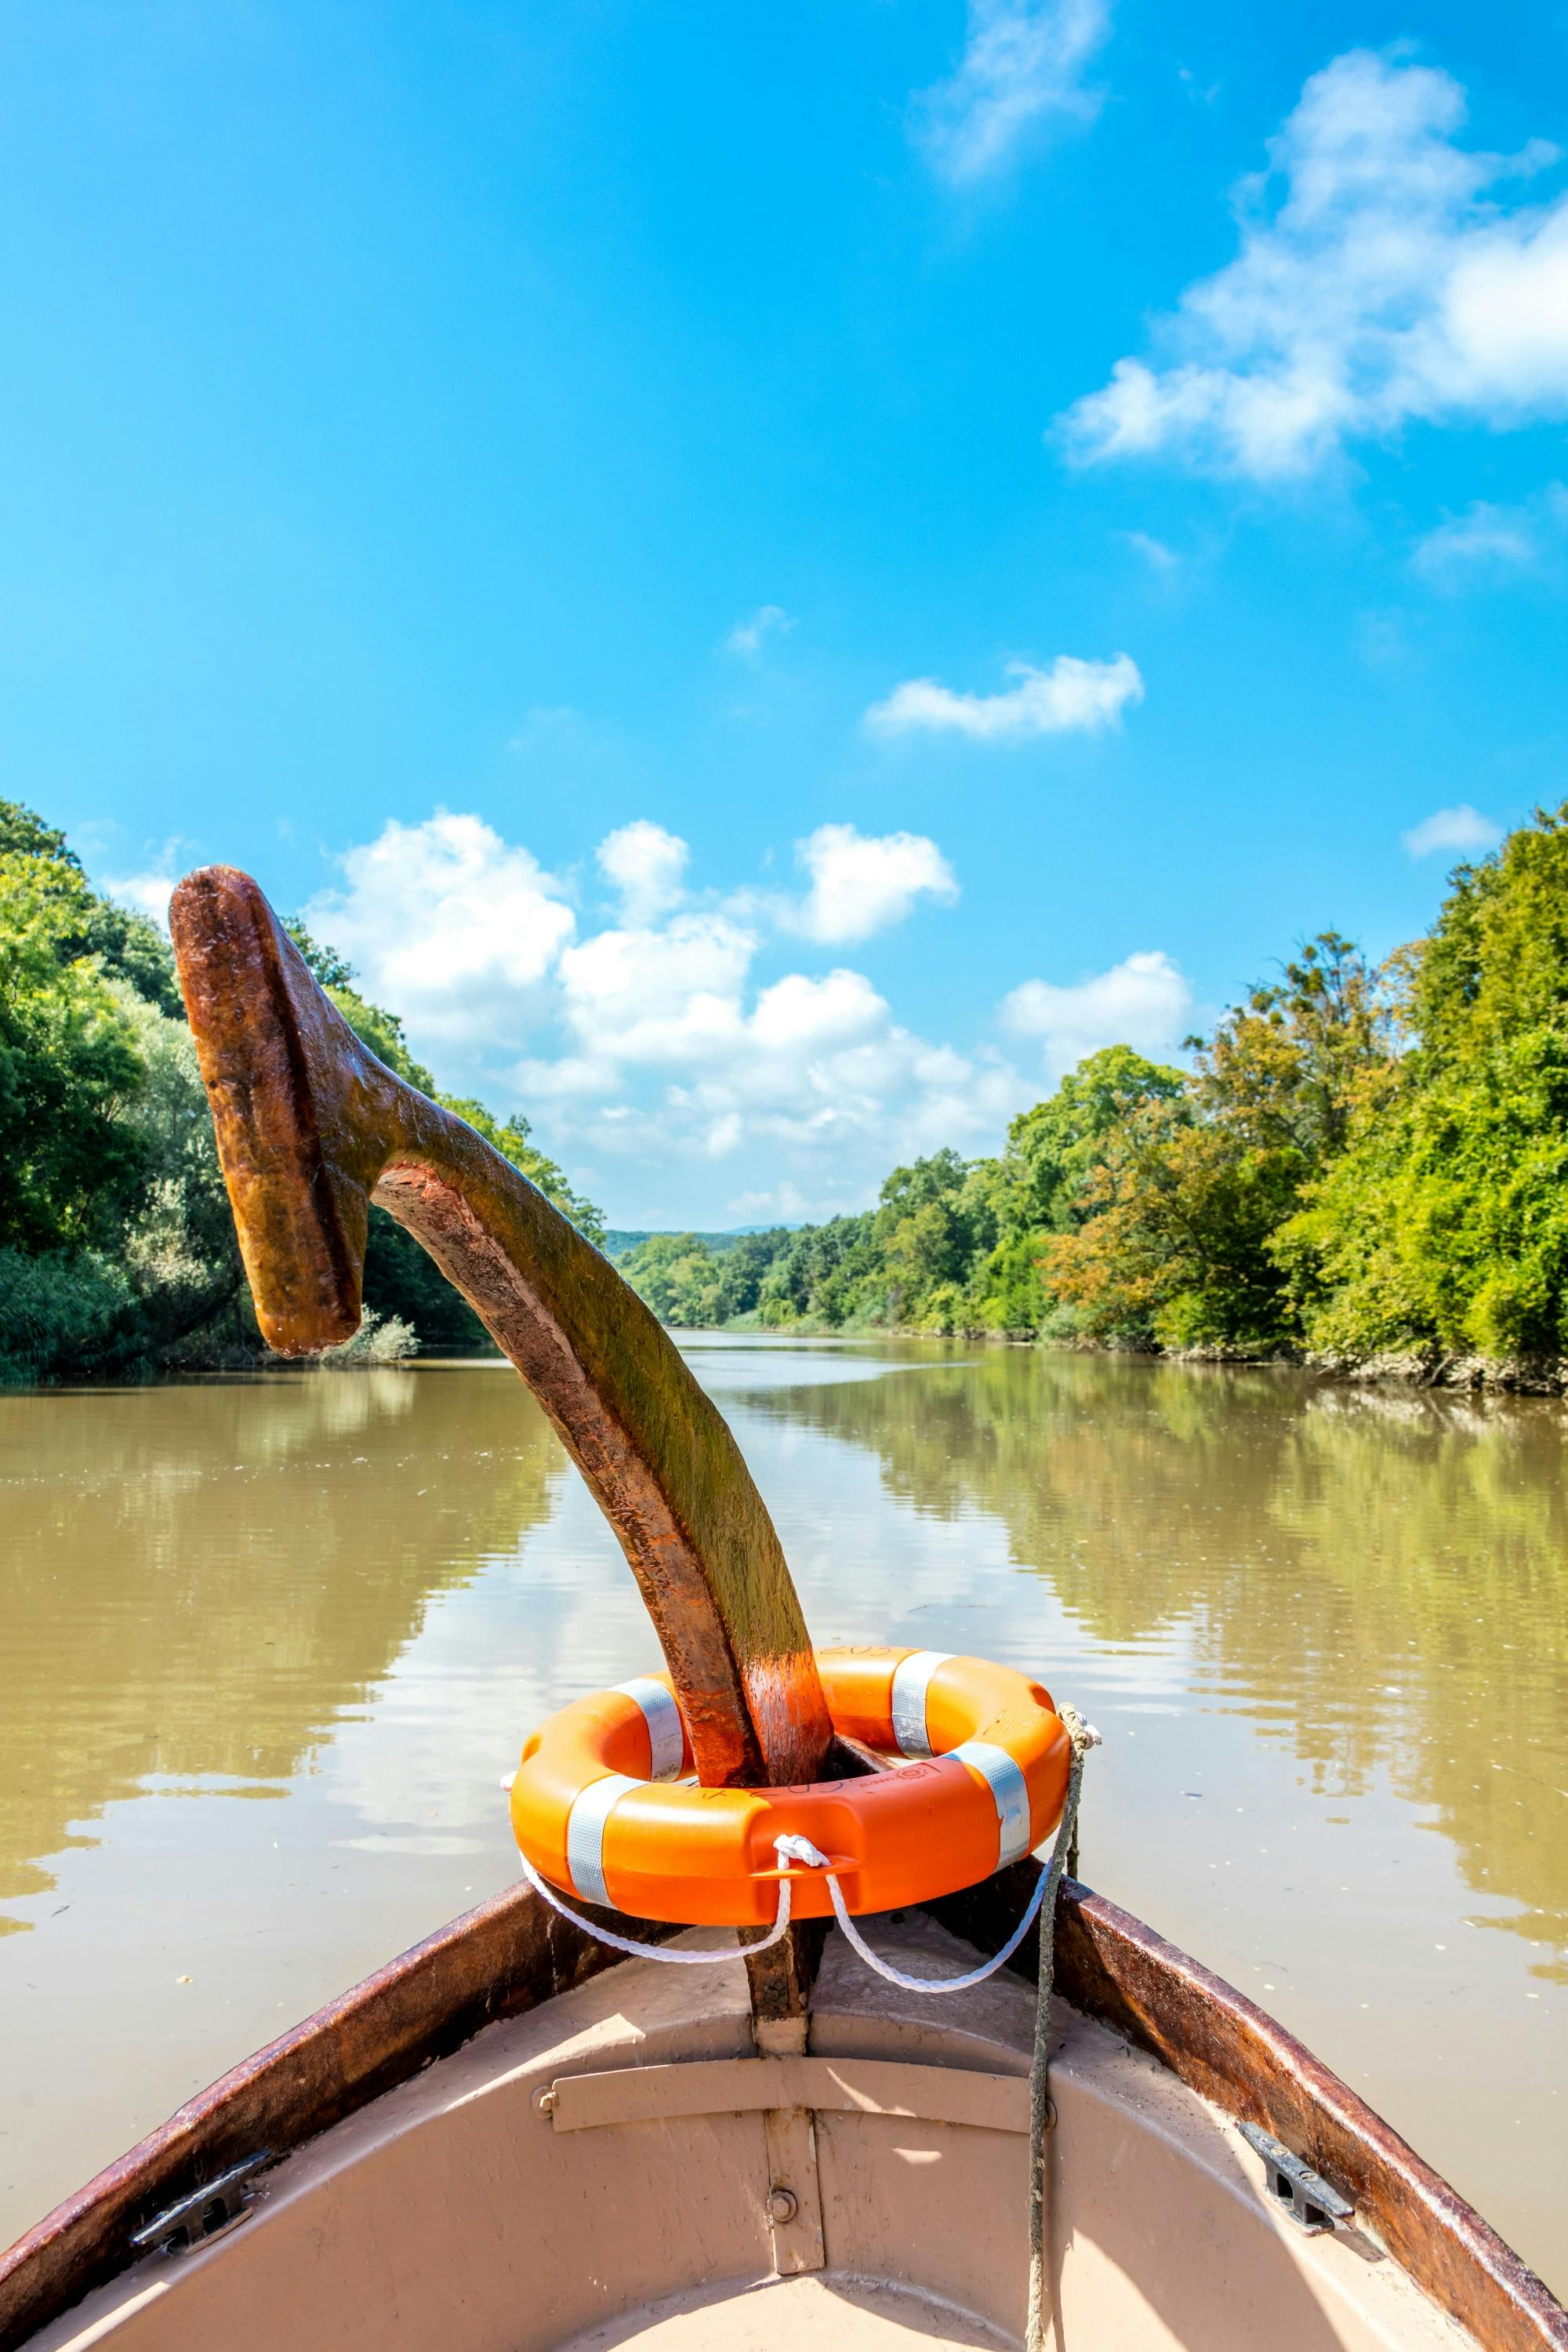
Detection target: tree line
<box><xmin>619</xmin><ymin>804</ymin><xmax>1568</xmax><ymax>1380</ymax></box>
<box><xmin>9</xmin><ymin>793</ymin><xmax>1568</xmax><ymax>1382</ymax></box>
<box><xmin>0</xmin><ymin>800</ymin><xmax>602</xmax><ymax>1382</ymax></box>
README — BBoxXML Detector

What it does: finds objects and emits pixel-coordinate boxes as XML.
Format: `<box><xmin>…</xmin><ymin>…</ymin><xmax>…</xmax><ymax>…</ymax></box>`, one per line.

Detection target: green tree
<box><xmin>0</xmin><ymin>855</ymin><xmax>147</xmax><ymax>1255</ymax></box>
<box><xmin>619</xmin><ymin>1232</ymin><xmax>725</xmax><ymax>1326</ymax></box>
<box><xmin>1044</xmin><ymin>937</ymin><xmax>1393</xmax><ymax>1352</ymax></box>
<box><xmin>1279</xmin><ymin>808</ymin><xmax>1568</xmax><ymax>1364</ymax></box>
<box><xmin>0</xmin><ymin>806</ymin><xmax>605</xmax><ymax>1377</ymax></box>
<box><xmin>966</xmin><ymin>1047</ymin><xmax>1187</xmax><ymax>1334</ymax></box>
<box><xmin>108</xmin><ymin>982</ymin><xmax>249</xmax><ymax>1356</ymax></box>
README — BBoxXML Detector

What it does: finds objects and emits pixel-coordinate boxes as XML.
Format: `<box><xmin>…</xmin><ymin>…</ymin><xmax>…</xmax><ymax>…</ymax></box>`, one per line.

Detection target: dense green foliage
<box><xmin>618</xmin><ymin>811</ymin><xmax>1568</xmax><ymax>1374</ymax></box>
<box><xmin>1278</xmin><ymin>811</ymin><xmax>1568</xmax><ymax>1365</ymax></box>
<box><xmin>1045</xmin><ymin>931</ymin><xmax>1396</xmax><ymax>1352</ymax></box>
<box><xmin>0</xmin><ymin>804</ymin><xmax>602</xmax><ymax>1381</ymax></box>
<box><xmin>13</xmin><ymin>793</ymin><xmax>1568</xmax><ymax>1381</ymax></box>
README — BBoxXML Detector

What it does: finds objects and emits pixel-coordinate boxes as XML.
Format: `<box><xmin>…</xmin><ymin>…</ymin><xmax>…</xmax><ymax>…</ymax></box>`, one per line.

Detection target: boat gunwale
<box><xmin>949</xmin><ymin>1867</ymin><xmax>1568</xmax><ymax>2352</ymax></box>
<box><xmin>0</xmin><ymin>1871</ymin><xmax>1563</xmax><ymax>2352</ymax></box>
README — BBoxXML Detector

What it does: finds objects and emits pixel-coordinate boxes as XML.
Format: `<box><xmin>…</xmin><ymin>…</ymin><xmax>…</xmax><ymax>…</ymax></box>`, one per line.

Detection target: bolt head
<box><xmin>766</xmin><ymin>2187</ymin><xmax>799</xmax><ymax>2225</ymax></box>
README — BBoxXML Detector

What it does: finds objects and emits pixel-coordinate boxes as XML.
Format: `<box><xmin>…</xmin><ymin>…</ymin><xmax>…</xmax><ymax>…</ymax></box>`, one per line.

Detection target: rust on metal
<box><xmin>168</xmin><ymin>864</ymin><xmax>831</xmax><ymax>1799</ymax></box>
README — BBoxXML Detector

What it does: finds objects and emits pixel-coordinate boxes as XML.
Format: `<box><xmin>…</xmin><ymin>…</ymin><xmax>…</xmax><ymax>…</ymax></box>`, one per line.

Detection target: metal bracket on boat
<box><xmin>129</xmin><ymin>2151</ymin><xmax>271</xmax><ymax>2258</ymax></box>
<box><xmin>1240</xmin><ymin>2122</ymin><xmax>1353</xmax><ymax>2235</ymax></box>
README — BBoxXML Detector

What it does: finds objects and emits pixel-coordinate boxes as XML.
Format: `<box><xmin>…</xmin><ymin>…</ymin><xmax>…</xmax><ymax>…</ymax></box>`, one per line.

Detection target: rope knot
<box><xmin>1059</xmin><ymin>1701</ymin><xmax>1102</xmax><ymax>1755</ymax></box>
<box><xmin>773</xmin><ymin>1833</ymin><xmax>832</xmax><ymax>1871</ymax></box>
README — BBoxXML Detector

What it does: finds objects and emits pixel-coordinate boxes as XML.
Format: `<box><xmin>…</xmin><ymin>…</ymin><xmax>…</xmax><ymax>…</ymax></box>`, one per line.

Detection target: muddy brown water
<box><xmin>1</xmin><ymin>1341</ymin><xmax>1564</xmax><ymax>2291</ymax></box>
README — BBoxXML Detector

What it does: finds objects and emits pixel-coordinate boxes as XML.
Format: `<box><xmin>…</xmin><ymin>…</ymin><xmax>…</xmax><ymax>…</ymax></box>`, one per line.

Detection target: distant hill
<box><xmin>604</xmin><ymin>1225</ymin><xmax>796</xmax><ymax>1261</ymax></box>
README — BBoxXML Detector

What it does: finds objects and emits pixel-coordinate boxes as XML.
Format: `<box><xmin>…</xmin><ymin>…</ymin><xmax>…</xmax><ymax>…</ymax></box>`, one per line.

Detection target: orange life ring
<box><xmin>510</xmin><ymin>1646</ymin><xmax>1070</xmax><ymax>1926</ymax></box>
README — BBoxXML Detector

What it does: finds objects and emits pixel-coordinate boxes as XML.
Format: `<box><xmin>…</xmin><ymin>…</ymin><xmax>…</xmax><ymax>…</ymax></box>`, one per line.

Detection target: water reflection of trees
<box><xmin>1</xmin><ymin>1370</ymin><xmax>563</xmax><ymax>1927</ymax></box>
<box><xmin>743</xmin><ymin>1351</ymin><xmax>1568</xmax><ymax>1976</ymax></box>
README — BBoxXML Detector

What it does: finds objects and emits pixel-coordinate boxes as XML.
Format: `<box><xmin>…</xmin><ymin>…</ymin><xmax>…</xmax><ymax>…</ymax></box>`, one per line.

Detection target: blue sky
<box><xmin>9</xmin><ymin>0</ymin><xmax>1568</xmax><ymax>1227</ymax></box>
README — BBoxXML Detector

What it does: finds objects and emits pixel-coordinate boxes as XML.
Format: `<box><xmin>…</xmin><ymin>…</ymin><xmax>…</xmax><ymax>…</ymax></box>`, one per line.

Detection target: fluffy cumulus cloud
<box><xmin>548</xmin><ymin>910</ymin><xmax>761</xmax><ymax>1084</ymax></box>
<box><xmin>306</xmin><ymin>809</ymin><xmax>1190</xmax><ymax>1222</ymax></box>
<box><xmin>104</xmin><ymin>870</ymin><xmax>179</xmax><ymax>928</ymax></box>
<box><xmin>529</xmin><ymin>895</ymin><xmax>1014</xmax><ymax>1185</ymax></box>
<box><xmin>864</xmin><ymin>653</ymin><xmax>1143</xmax><ymax>741</ymax></box>
<box><xmin>916</xmin><ymin>0</ymin><xmax>1111</xmax><ymax>183</ymax></box>
<box><xmin>596</xmin><ymin>819</ymin><xmax>689</xmax><ymax>925</ymax></box>
<box><xmin>1001</xmin><ymin>949</ymin><xmax>1192</xmax><ymax>1079</ymax></box>
<box><xmin>1402</xmin><ymin>804</ymin><xmax>1503</xmax><ymax>858</ymax></box>
<box><xmin>1062</xmin><ymin>49</ymin><xmax>1568</xmax><ymax>477</ymax></box>
<box><xmin>786</xmin><ymin>824</ymin><xmax>959</xmax><ymax>943</ymax></box>
<box><xmin>303</xmin><ymin>811</ymin><xmax>575</xmax><ymax>1050</ymax></box>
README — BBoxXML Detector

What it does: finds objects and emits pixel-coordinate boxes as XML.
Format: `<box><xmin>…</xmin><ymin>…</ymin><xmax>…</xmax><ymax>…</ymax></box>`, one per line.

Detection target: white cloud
<box><xmin>916</xmin><ymin>0</ymin><xmax>1111</xmax><ymax>183</ymax></box>
<box><xmin>724</xmin><ymin>604</ymin><xmax>795</xmax><ymax>659</ymax></box>
<box><xmin>555</xmin><ymin>911</ymin><xmax>759</xmax><ymax>1071</ymax></box>
<box><xmin>1411</xmin><ymin>503</ymin><xmax>1534</xmax><ymax>577</ymax></box>
<box><xmin>103</xmin><ymin>870</ymin><xmax>178</xmax><ymax>931</ymax></box>
<box><xmin>1411</xmin><ymin>485</ymin><xmax>1567</xmax><ymax>580</ymax></box>
<box><xmin>524</xmin><ymin>964</ymin><xmax>1023</xmax><ymax>1189</ymax></box>
<box><xmin>303</xmin><ymin>811</ymin><xmax>575</xmax><ymax>1051</ymax></box>
<box><xmin>1061</xmin><ymin>49</ymin><xmax>1568</xmax><ymax>477</ymax></box>
<box><xmin>1122</xmin><ymin>529</ymin><xmax>1179</xmax><ymax>572</ymax></box>
<box><xmin>303</xmin><ymin>808</ymin><xmax>1193</xmax><ymax>1225</ymax></box>
<box><xmin>1402</xmin><ymin>804</ymin><xmax>1503</xmax><ymax>858</ymax></box>
<box><xmin>1001</xmin><ymin>949</ymin><xmax>1192</xmax><ymax>1078</ymax></box>
<box><xmin>786</xmin><ymin>824</ymin><xmax>959</xmax><ymax>944</ymax></box>
<box><xmin>596</xmin><ymin>820</ymin><xmax>688</xmax><ymax>926</ymax></box>
<box><xmin>96</xmin><ymin>835</ymin><xmax>192</xmax><ymax>931</ymax></box>
<box><xmin>865</xmin><ymin>652</ymin><xmax>1143</xmax><ymax>741</ymax></box>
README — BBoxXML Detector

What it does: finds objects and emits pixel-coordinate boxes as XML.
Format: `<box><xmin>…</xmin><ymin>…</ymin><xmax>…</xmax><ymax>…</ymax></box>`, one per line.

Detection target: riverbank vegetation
<box><xmin>619</xmin><ymin>806</ymin><xmax>1568</xmax><ymax>1384</ymax></box>
<box><xmin>8</xmin><ymin>797</ymin><xmax>1568</xmax><ymax>1384</ymax></box>
<box><xmin>0</xmin><ymin>802</ymin><xmax>602</xmax><ymax>1382</ymax></box>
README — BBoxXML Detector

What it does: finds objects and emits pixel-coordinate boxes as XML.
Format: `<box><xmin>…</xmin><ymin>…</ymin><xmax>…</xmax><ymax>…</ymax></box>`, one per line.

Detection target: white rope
<box><xmin>517</xmin><ymin>1847</ymin><xmax>796</xmax><ymax>1964</ymax></box>
<box><xmin>773</xmin><ymin>1831</ymin><xmax>1050</xmax><ymax>1994</ymax></box>
<box><xmin>518</xmin><ymin>1828</ymin><xmax>1054</xmax><ymax>1996</ymax></box>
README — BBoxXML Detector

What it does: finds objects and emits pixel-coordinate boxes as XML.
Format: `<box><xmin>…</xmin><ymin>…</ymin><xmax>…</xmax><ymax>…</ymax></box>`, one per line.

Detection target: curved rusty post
<box><xmin>169</xmin><ymin>865</ymin><xmax>832</xmax><ymax>1795</ymax></box>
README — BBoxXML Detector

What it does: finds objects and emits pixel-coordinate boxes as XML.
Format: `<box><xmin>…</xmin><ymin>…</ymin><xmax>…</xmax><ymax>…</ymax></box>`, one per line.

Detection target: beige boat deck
<box><xmin>27</xmin><ymin>1913</ymin><xmax>1472</xmax><ymax>2352</ymax></box>
<box><xmin>556</xmin><ymin>2273</ymin><xmax>1012</xmax><ymax>2347</ymax></box>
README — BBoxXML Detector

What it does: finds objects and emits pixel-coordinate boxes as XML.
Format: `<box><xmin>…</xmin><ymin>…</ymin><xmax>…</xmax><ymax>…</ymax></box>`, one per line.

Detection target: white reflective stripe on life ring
<box><xmin>948</xmin><ymin>1740</ymin><xmax>1032</xmax><ymax>1867</ymax></box>
<box><xmin>889</xmin><ymin>1650</ymin><xmax>954</xmax><ymax>1759</ymax></box>
<box><xmin>566</xmin><ymin>1772</ymin><xmax>641</xmax><ymax>1907</ymax></box>
<box><xmin>615</xmin><ymin>1677</ymin><xmax>685</xmax><ymax>1780</ymax></box>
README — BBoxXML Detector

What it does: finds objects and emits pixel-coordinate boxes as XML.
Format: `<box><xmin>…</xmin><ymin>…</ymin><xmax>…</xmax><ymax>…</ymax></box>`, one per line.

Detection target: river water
<box><xmin>2</xmin><ymin>1341</ymin><xmax>1565</xmax><ymax>2290</ymax></box>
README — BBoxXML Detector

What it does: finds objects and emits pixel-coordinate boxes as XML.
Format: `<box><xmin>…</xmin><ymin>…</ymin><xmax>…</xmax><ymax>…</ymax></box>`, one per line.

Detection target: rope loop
<box><xmin>772</xmin><ymin>1830</ymin><xmax>1051</xmax><ymax>1994</ymax></box>
<box><xmin>517</xmin><ymin>1848</ymin><xmax>797</xmax><ymax>1964</ymax></box>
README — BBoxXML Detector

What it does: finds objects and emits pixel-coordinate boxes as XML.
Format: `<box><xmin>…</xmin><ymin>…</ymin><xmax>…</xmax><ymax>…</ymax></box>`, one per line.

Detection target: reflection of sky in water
<box><xmin>1</xmin><ymin>1348</ymin><xmax>1564</xmax><ymax>2288</ymax></box>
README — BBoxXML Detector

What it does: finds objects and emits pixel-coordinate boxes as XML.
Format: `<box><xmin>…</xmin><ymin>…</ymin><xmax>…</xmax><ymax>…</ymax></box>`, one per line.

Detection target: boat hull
<box><xmin>2</xmin><ymin>1878</ymin><xmax>1563</xmax><ymax>2352</ymax></box>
